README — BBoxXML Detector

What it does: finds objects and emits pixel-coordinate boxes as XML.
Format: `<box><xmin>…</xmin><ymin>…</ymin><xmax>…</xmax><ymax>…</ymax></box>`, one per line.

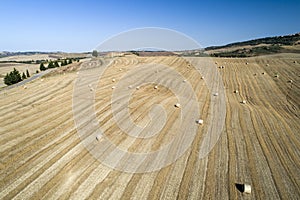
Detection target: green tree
<box><xmin>26</xmin><ymin>69</ymin><xmax>30</xmax><ymax>78</ymax></box>
<box><xmin>4</xmin><ymin>68</ymin><xmax>22</xmax><ymax>85</ymax></box>
<box><xmin>61</xmin><ymin>60</ymin><xmax>67</xmax><ymax>66</ymax></box>
<box><xmin>54</xmin><ymin>61</ymin><xmax>60</xmax><ymax>68</ymax></box>
<box><xmin>11</xmin><ymin>68</ymin><xmax>22</xmax><ymax>83</ymax></box>
<box><xmin>4</xmin><ymin>73</ymin><xmax>11</xmax><ymax>85</ymax></box>
<box><xmin>40</xmin><ymin>63</ymin><xmax>46</xmax><ymax>71</ymax></box>
<box><xmin>48</xmin><ymin>61</ymin><xmax>54</xmax><ymax>68</ymax></box>
<box><xmin>68</xmin><ymin>59</ymin><xmax>72</xmax><ymax>64</ymax></box>
<box><xmin>92</xmin><ymin>50</ymin><xmax>98</xmax><ymax>57</ymax></box>
<box><xmin>22</xmin><ymin>72</ymin><xmax>27</xmax><ymax>80</ymax></box>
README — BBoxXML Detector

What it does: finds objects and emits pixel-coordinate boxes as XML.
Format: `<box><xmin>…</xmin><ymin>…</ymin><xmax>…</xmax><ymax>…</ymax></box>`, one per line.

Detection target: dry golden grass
<box><xmin>0</xmin><ymin>54</ymin><xmax>299</xmax><ymax>199</ymax></box>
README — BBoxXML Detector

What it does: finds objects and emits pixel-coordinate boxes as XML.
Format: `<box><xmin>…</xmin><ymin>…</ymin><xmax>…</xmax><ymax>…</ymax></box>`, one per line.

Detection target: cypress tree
<box><xmin>54</xmin><ymin>61</ymin><xmax>60</xmax><ymax>68</ymax></box>
<box><xmin>48</xmin><ymin>61</ymin><xmax>54</xmax><ymax>68</ymax></box>
<box><xmin>26</xmin><ymin>69</ymin><xmax>30</xmax><ymax>78</ymax></box>
<box><xmin>22</xmin><ymin>72</ymin><xmax>27</xmax><ymax>80</ymax></box>
<box><xmin>40</xmin><ymin>63</ymin><xmax>46</xmax><ymax>71</ymax></box>
<box><xmin>61</xmin><ymin>60</ymin><xmax>66</xmax><ymax>66</ymax></box>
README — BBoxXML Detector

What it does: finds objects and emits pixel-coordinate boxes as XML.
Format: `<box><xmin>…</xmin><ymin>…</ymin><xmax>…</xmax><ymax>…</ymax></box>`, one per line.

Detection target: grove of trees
<box><xmin>4</xmin><ymin>58</ymin><xmax>76</xmax><ymax>86</ymax></box>
<box><xmin>4</xmin><ymin>68</ymin><xmax>22</xmax><ymax>85</ymax></box>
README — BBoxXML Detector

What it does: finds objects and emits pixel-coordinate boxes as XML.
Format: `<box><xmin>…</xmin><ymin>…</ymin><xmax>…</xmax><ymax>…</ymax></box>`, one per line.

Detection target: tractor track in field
<box><xmin>0</xmin><ymin>54</ymin><xmax>299</xmax><ymax>199</ymax></box>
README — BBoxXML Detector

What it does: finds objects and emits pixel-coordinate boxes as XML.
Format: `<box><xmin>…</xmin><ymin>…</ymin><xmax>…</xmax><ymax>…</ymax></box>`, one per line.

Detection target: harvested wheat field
<box><xmin>0</xmin><ymin>54</ymin><xmax>299</xmax><ymax>199</ymax></box>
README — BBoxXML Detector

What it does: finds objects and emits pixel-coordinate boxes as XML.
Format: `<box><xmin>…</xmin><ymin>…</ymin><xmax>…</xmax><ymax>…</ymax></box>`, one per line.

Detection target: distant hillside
<box><xmin>0</xmin><ymin>51</ymin><xmax>91</xmax><ymax>59</ymax></box>
<box><xmin>206</xmin><ymin>33</ymin><xmax>300</xmax><ymax>50</ymax></box>
<box><xmin>205</xmin><ymin>33</ymin><xmax>300</xmax><ymax>57</ymax></box>
<box><xmin>0</xmin><ymin>51</ymin><xmax>61</xmax><ymax>58</ymax></box>
<box><xmin>2</xmin><ymin>33</ymin><xmax>300</xmax><ymax>58</ymax></box>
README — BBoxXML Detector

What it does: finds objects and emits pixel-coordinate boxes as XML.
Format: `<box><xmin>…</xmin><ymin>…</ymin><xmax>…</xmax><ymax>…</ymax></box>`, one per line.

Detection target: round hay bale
<box><xmin>96</xmin><ymin>135</ymin><xmax>102</xmax><ymax>141</ymax></box>
<box><xmin>234</xmin><ymin>90</ymin><xmax>239</xmax><ymax>93</ymax></box>
<box><xmin>112</xmin><ymin>86</ymin><xmax>116</xmax><ymax>89</ymax></box>
<box><xmin>128</xmin><ymin>85</ymin><xmax>133</xmax><ymax>89</ymax></box>
<box><xmin>262</xmin><ymin>72</ymin><xmax>265</xmax><ymax>75</ymax></box>
<box><xmin>288</xmin><ymin>80</ymin><xmax>293</xmax><ymax>83</ymax></box>
<box><xmin>214</xmin><ymin>92</ymin><xmax>218</xmax><ymax>96</ymax></box>
<box><xmin>266</xmin><ymin>64</ymin><xmax>269</xmax><ymax>66</ymax></box>
<box><xmin>275</xmin><ymin>75</ymin><xmax>279</xmax><ymax>78</ymax></box>
<box><xmin>196</xmin><ymin>119</ymin><xmax>203</xmax><ymax>125</ymax></box>
<box><xmin>242</xmin><ymin>100</ymin><xmax>246</xmax><ymax>104</ymax></box>
<box><xmin>244</xmin><ymin>184</ymin><xmax>251</xmax><ymax>194</ymax></box>
<box><xmin>174</xmin><ymin>103</ymin><xmax>181</xmax><ymax>108</ymax></box>
<box><xmin>23</xmin><ymin>86</ymin><xmax>27</xmax><ymax>89</ymax></box>
<box><xmin>136</xmin><ymin>86</ymin><xmax>140</xmax><ymax>90</ymax></box>
<box><xmin>236</xmin><ymin>183</ymin><xmax>251</xmax><ymax>194</ymax></box>
<box><xmin>112</xmin><ymin>78</ymin><xmax>116</xmax><ymax>82</ymax></box>
<box><xmin>246</xmin><ymin>62</ymin><xmax>249</xmax><ymax>65</ymax></box>
<box><xmin>154</xmin><ymin>85</ymin><xmax>158</xmax><ymax>89</ymax></box>
<box><xmin>119</xmin><ymin>68</ymin><xmax>122</xmax><ymax>71</ymax></box>
<box><xmin>201</xmin><ymin>76</ymin><xmax>204</xmax><ymax>79</ymax></box>
<box><xmin>183</xmin><ymin>80</ymin><xmax>187</xmax><ymax>83</ymax></box>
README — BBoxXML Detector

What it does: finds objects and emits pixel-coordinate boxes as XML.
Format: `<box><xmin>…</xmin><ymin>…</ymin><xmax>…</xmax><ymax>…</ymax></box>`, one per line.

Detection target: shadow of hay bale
<box><xmin>235</xmin><ymin>183</ymin><xmax>251</xmax><ymax>194</ymax></box>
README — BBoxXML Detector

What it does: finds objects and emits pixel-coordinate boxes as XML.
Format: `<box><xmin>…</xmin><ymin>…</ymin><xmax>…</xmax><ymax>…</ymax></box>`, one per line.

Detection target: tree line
<box><xmin>39</xmin><ymin>59</ymin><xmax>74</xmax><ymax>71</ymax></box>
<box><xmin>4</xmin><ymin>58</ymin><xmax>78</xmax><ymax>86</ymax></box>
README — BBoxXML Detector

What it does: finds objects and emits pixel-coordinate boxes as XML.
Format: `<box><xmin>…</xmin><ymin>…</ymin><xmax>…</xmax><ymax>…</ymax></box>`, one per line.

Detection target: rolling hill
<box><xmin>0</xmin><ymin>53</ymin><xmax>299</xmax><ymax>199</ymax></box>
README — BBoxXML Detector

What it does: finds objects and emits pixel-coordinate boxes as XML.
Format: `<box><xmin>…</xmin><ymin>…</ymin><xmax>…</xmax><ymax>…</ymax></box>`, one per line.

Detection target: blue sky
<box><xmin>1</xmin><ymin>0</ymin><xmax>299</xmax><ymax>52</ymax></box>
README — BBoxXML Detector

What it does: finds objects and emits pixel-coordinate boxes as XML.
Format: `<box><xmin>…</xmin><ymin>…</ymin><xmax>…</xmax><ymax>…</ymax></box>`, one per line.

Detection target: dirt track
<box><xmin>0</xmin><ymin>54</ymin><xmax>299</xmax><ymax>199</ymax></box>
